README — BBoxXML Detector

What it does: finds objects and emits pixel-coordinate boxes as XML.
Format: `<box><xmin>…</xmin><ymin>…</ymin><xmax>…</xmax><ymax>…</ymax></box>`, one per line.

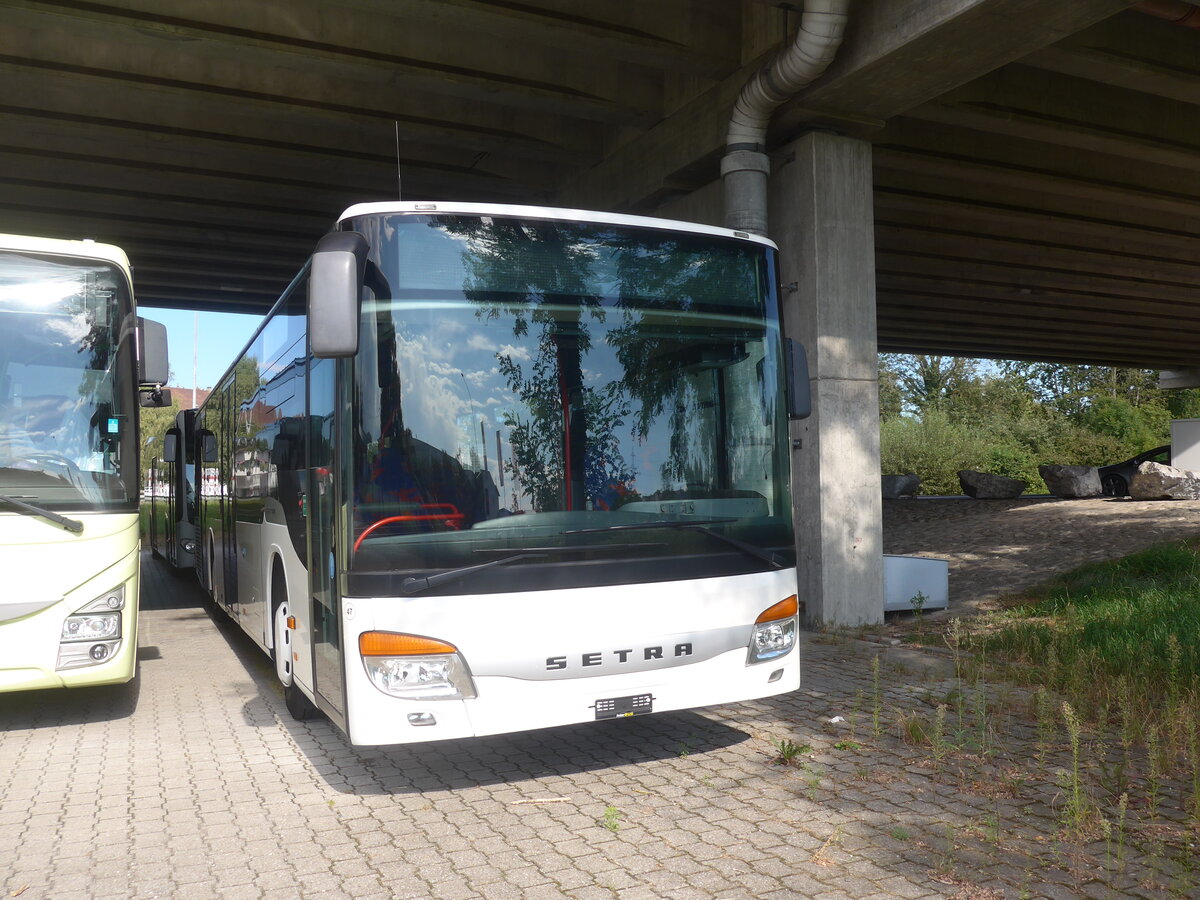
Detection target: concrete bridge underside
<box><xmin>3</xmin><ymin>0</ymin><xmax>1199</xmax><ymax>623</ymax></box>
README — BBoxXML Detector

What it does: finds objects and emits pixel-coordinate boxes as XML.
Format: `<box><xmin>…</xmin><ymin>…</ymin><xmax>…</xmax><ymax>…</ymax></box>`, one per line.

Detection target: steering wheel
<box><xmin>353</xmin><ymin>504</ymin><xmax>464</xmax><ymax>553</ymax></box>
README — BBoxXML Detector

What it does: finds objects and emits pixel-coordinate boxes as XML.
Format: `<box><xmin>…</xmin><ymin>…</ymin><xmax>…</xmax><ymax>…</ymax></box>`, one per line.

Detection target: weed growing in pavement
<box><xmin>871</xmin><ymin>654</ymin><xmax>883</xmax><ymax>738</ymax></box>
<box><xmin>600</xmin><ymin>805</ymin><xmax>622</xmax><ymax>833</ymax></box>
<box><xmin>972</xmin><ymin>680</ymin><xmax>992</xmax><ymax>757</ymax></box>
<box><xmin>1146</xmin><ymin>723</ymin><xmax>1164</xmax><ymax>823</ymax></box>
<box><xmin>1057</xmin><ymin>702</ymin><xmax>1091</xmax><ymax>837</ymax></box>
<box><xmin>979</xmin><ymin>811</ymin><xmax>1001</xmax><ymax>845</ymax></box>
<box><xmin>896</xmin><ymin>708</ymin><xmax>930</xmax><ymax>746</ymax></box>
<box><xmin>931</xmin><ymin>704</ymin><xmax>949</xmax><ymax>761</ymax></box>
<box><xmin>1033</xmin><ymin>687</ymin><xmax>1056</xmax><ymax>762</ymax></box>
<box><xmin>934</xmin><ymin>822</ymin><xmax>958</xmax><ymax>878</ymax></box>
<box><xmin>1187</xmin><ymin>712</ymin><xmax>1200</xmax><ymax>824</ymax></box>
<box><xmin>811</xmin><ymin>825</ymin><xmax>843</xmax><ymax>866</ymax></box>
<box><xmin>849</xmin><ymin>688</ymin><xmax>864</xmax><ymax>742</ymax></box>
<box><xmin>890</xmin><ymin>825</ymin><xmax>910</xmax><ymax>841</ymax></box>
<box><xmin>770</xmin><ymin>737</ymin><xmax>810</xmax><ymax>766</ymax></box>
<box><xmin>1096</xmin><ymin>734</ymin><xmax>1130</xmax><ymax>802</ymax></box>
<box><xmin>833</xmin><ymin>740</ymin><xmax>861</xmax><ymax>751</ymax></box>
<box><xmin>799</xmin><ymin>761</ymin><xmax>823</xmax><ymax>800</ymax></box>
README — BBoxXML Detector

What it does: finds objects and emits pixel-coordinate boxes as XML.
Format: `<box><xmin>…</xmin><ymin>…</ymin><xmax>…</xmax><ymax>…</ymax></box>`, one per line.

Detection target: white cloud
<box><xmin>497</xmin><ymin>344</ymin><xmax>531</xmax><ymax>362</ymax></box>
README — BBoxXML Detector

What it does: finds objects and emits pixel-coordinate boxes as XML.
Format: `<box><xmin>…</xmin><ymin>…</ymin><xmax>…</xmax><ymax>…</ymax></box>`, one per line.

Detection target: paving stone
<box><xmin>4</xmin><ymin>547</ymin><xmax>1198</xmax><ymax>900</ymax></box>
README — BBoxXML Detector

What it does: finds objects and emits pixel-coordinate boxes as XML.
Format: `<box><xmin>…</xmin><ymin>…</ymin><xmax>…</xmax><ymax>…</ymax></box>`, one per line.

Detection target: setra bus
<box><xmin>0</xmin><ymin>233</ymin><xmax>168</xmax><ymax>692</ymax></box>
<box><xmin>191</xmin><ymin>202</ymin><xmax>809</xmax><ymax>745</ymax></box>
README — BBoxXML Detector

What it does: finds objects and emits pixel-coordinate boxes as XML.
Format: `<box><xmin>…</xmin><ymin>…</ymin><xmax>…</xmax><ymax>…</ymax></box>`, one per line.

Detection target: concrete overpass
<box><xmin>3</xmin><ymin>0</ymin><xmax>1199</xmax><ymax>623</ymax></box>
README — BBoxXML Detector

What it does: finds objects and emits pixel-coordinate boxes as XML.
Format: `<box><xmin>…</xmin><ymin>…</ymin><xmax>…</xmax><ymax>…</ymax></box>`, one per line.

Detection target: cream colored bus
<box><xmin>0</xmin><ymin>234</ymin><xmax>167</xmax><ymax>692</ymax></box>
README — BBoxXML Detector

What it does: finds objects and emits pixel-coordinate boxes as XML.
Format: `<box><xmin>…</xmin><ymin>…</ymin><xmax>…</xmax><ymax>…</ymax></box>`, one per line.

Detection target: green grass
<box><xmin>980</xmin><ymin>541</ymin><xmax>1200</xmax><ymax>689</ymax></box>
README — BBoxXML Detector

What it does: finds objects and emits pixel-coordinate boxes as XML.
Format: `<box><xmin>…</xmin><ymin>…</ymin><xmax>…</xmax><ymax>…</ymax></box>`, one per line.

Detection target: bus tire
<box><xmin>284</xmin><ymin>680</ymin><xmax>318</xmax><ymax>721</ymax></box>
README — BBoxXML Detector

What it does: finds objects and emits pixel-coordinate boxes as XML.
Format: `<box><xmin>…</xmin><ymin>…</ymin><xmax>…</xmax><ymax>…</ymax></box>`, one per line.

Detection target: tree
<box><xmin>878</xmin><ymin>358</ymin><xmax>903</xmax><ymax>421</ymax></box>
<box><xmin>138</xmin><ymin>394</ymin><xmax>182</xmax><ymax>487</ymax></box>
<box><xmin>880</xmin><ymin>354</ymin><xmax>978</xmax><ymax>415</ymax></box>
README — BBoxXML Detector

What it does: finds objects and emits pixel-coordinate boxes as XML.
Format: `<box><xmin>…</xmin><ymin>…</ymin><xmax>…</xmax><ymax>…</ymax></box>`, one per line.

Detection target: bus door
<box><xmin>307</xmin><ymin>355</ymin><xmax>345</xmax><ymax>721</ymax></box>
<box><xmin>218</xmin><ymin>382</ymin><xmax>239</xmax><ymax>614</ymax></box>
<box><xmin>163</xmin><ymin>427</ymin><xmax>180</xmax><ymax>566</ymax></box>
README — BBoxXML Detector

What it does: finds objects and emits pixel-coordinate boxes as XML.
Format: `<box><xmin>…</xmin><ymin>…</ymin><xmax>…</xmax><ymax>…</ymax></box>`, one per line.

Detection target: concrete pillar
<box><xmin>770</xmin><ymin>131</ymin><xmax>883</xmax><ymax>628</ymax></box>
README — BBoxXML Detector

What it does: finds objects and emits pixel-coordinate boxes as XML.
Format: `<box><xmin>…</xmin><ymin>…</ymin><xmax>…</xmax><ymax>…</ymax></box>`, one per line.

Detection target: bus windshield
<box><xmin>0</xmin><ymin>249</ymin><xmax>136</xmax><ymax>513</ymax></box>
<box><xmin>346</xmin><ymin>214</ymin><xmax>793</xmax><ymax>594</ymax></box>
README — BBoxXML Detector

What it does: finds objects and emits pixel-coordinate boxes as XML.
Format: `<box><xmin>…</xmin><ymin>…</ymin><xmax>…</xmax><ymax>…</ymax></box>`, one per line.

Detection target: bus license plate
<box><xmin>594</xmin><ymin>694</ymin><xmax>653</xmax><ymax>720</ymax></box>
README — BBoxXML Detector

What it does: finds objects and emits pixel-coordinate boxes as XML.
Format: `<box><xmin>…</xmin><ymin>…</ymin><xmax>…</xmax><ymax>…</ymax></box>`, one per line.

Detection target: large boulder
<box><xmin>882</xmin><ymin>473</ymin><xmax>921</xmax><ymax>499</ymax></box>
<box><xmin>1039</xmin><ymin>464</ymin><xmax>1102</xmax><ymax>499</ymax></box>
<box><xmin>958</xmin><ymin>470</ymin><xmax>1026</xmax><ymax>499</ymax></box>
<box><xmin>1129</xmin><ymin>461</ymin><xmax>1200</xmax><ymax>500</ymax></box>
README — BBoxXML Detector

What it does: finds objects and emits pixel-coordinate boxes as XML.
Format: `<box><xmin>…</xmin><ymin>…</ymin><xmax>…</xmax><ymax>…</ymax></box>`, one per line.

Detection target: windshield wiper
<box><xmin>0</xmin><ymin>493</ymin><xmax>84</xmax><ymax>534</ymax></box>
<box><xmin>402</xmin><ymin>552</ymin><xmax>547</xmax><ymax>595</ymax></box>
<box><xmin>562</xmin><ymin>520</ymin><xmax>786</xmax><ymax>569</ymax></box>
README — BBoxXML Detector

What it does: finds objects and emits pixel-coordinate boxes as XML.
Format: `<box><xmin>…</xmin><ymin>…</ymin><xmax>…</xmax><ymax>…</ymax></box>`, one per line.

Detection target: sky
<box><xmin>140</xmin><ymin>306</ymin><xmax>261</xmax><ymax>397</ymax></box>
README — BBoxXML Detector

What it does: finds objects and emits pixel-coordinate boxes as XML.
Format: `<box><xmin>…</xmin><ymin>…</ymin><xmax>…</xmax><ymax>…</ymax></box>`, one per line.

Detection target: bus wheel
<box><xmin>284</xmin><ymin>680</ymin><xmax>318</xmax><ymax>721</ymax></box>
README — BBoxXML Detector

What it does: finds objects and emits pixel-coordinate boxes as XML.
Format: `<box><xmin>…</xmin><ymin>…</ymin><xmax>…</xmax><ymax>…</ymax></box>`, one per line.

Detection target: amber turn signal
<box><xmin>756</xmin><ymin>595</ymin><xmax>798</xmax><ymax>624</ymax></box>
<box><xmin>358</xmin><ymin>631</ymin><xmax>459</xmax><ymax>657</ymax></box>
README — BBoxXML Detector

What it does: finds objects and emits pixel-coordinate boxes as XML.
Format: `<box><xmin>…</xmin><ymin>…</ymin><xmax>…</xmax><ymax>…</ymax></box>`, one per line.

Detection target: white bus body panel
<box><xmin>342</xmin><ymin>568</ymin><xmax>799</xmax><ymax>746</ymax></box>
<box><xmin>0</xmin><ymin>513</ymin><xmax>140</xmax><ymax>691</ymax></box>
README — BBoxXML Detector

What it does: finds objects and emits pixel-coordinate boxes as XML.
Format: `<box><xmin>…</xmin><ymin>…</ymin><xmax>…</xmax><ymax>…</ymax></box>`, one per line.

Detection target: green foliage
<box><xmin>878</xmin><ymin>358</ymin><xmax>904</xmax><ymax>422</ymax></box>
<box><xmin>137</xmin><ymin>393</ymin><xmax>182</xmax><ymax>485</ymax></box>
<box><xmin>880</xmin><ymin>410</ymin><xmax>990</xmax><ymax>495</ymax></box>
<box><xmin>879</xmin><ymin>355</ymin><xmax>1177</xmax><ymax>495</ymax></box>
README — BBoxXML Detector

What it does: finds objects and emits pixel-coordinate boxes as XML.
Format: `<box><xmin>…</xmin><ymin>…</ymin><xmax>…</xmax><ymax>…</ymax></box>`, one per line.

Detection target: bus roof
<box><xmin>336</xmin><ymin>202</ymin><xmax>779</xmax><ymax>251</ymax></box>
<box><xmin>0</xmin><ymin>233</ymin><xmax>131</xmax><ymax>270</ymax></box>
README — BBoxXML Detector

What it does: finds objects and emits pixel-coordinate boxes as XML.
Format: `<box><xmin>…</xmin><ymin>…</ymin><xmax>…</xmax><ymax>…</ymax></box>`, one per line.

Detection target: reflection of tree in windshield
<box><xmin>496</xmin><ymin>322</ymin><xmax>634</xmax><ymax>513</ymax></box>
<box><xmin>447</xmin><ymin>219</ymin><xmax>633</xmax><ymax>513</ymax></box>
<box><xmin>441</xmin><ymin>220</ymin><xmax>770</xmax><ymax>513</ymax></box>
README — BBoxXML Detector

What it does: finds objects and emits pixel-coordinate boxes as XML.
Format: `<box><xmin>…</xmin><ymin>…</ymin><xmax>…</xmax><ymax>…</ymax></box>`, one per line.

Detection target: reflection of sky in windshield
<box><xmin>0</xmin><ymin>252</ymin><xmax>131</xmax><ymax>505</ymax></box>
<box><xmin>369</xmin><ymin>297</ymin><xmax>773</xmax><ymax>512</ymax></box>
<box><xmin>353</xmin><ymin>212</ymin><xmax>781</xmax><ymax>518</ymax></box>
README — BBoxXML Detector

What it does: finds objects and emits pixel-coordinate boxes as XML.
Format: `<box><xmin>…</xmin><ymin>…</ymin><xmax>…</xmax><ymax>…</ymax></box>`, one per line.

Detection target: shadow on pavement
<box><xmin>144</xmin><ymin>549</ymin><xmax>754</xmax><ymax>793</ymax></box>
<box><xmin>307</xmin><ymin>708</ymin><xmax>753</xmax><ymax>795</ymax></box>
<box><xmin>1</xmin><ymin>675</ymin><xmax>141</xmax><ymax>729</ymax></box>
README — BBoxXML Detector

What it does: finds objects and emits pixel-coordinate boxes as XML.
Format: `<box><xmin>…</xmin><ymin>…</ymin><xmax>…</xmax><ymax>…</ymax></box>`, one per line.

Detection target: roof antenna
<box><xmin>394</xmin><ymin>121</ymin><xmax>403</xmax><ymax>200</ymax></box>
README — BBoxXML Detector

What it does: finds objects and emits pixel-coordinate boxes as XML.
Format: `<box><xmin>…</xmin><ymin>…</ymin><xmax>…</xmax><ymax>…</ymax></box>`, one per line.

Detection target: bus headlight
<box><xmin>359</xmin><ymin>631</ymin><xmax>477</xmax><ymax>700</ymax></box>
<box><xmin>57</xmin><ymin>584</ymin><xmax>125</xmax><ymax>670</ymax></box>
<box><xmin>61</xmin><ymin>613</ymin><xmax>120</xmax><ymax>641</ymax></box>
<box><xmin>748</xmin><ymin>595</ymin><xmax>798</xmax><ymax>664</ymax></box>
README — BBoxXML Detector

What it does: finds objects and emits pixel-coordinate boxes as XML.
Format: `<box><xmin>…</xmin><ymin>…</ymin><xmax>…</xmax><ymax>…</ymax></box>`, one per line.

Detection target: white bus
<box><xmin>0</xmin><ymin>234</ymin><xmax>168</xmax><ymax>692</ymax></box>
<box><xmin>193</xmin><ymin>202</ymin><xmax>808</xmax><ymax>745</ymax></box>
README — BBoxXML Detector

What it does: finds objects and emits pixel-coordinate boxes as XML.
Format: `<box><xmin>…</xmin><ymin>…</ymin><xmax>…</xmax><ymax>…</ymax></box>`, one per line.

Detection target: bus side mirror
<box><xmin>201</xmin><ymin>430</ymin><xmax>218</xmax><ymax>463</ymax></box>
<box><xmin>137</xmin><ymin>317</ymin><xmax>169</xmax><ymax>385</ymax></box>
<box><xmin>140</xmin><ymin>388</ymin><xmax>172</xmax><ymax>409</ymax></box>
<box><xmin>786</xmin><ymin>339</ymin><xmax>811</xmax><ymax>419</ymax></box>
<box><xmin>163</xmin><ymin>429</ymin><xmax>179</xmax><ymax>464</ymax></box>
<box><xmin>309</xmin><ymin>231</ymin><xmax>368</xmax><ymax>359</ymax></box>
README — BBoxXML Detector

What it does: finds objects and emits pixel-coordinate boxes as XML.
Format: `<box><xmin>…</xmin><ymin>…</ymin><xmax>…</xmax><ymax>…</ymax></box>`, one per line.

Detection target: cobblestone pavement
<box><xmin>883</xmin><ymin>496</ymin><xmax>1200</xmax><ymax>616</ymax></box>
<box><xmin>3</xmin><ymin>548</ymin><xmax>1197</xmax><ymax>900</ymax></box>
